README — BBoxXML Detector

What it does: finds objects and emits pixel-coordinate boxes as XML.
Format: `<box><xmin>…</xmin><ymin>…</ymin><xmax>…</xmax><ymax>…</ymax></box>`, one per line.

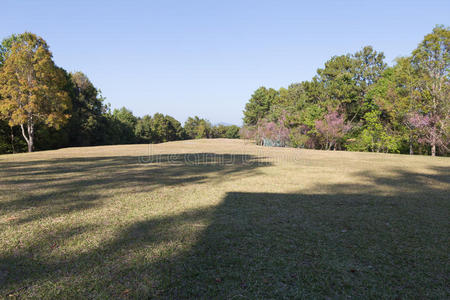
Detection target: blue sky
<box><xmin>2</xmin><ymin>0</ymin><xmax>449</xmax><ymax>125</ymax></box>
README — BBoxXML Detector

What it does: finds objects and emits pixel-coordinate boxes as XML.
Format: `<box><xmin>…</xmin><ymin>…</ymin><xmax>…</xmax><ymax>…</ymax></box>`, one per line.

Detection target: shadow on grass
<box><xmin>0</xmin><ymin>153</ymin><xmax>269</xmax><ymax>224</ymax></box>
<box><xmin>1</xmin><ymin>158</ymin><xmax>449</xmax><ymax>298</ymax></box>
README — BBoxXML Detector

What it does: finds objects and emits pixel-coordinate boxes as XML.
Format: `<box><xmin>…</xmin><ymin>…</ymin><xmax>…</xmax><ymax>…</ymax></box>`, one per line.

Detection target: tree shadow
<box><xmin>0</xmin><ymin>153</ymin><xmax>269</xmax><ymax>224</ymax></box>
<box><xmin>1</xmin><ymin>162</ymin><xmax>449</xmax><ymax>298</ymax></box>
<box><xmin>109</xmin><ymin>166</ymin><xmax>449</xmax><ymax>298</ymax></box>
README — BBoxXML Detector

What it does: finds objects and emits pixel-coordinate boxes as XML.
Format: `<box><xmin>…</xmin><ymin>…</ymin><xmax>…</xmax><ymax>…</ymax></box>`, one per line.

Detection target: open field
<box><xmin>0</xmin><ymin>139</ymin><xmax>449</xmax><ymax>299</ymax></box>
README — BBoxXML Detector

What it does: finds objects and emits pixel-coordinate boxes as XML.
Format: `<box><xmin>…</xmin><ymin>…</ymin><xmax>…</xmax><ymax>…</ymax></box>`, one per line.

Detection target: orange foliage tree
<box><xmin>0</xmin><ymin>32</ymin><xmax>71</xmax><ymax>152</ymax></box>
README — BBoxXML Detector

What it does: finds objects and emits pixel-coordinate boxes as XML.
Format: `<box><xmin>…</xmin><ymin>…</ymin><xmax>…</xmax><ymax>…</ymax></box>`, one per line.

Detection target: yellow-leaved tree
<box><xmin>0</xmin><ymin>32</ymin><xmax>71</xmax><ymax>152</ymax></box>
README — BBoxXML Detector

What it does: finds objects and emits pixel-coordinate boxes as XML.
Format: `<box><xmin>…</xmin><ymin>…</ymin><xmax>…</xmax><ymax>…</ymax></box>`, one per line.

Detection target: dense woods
<box><xmin>0</xmin><ymin>33</ymin><xmax>239</xmax><ymax>154</ymax></box>
<box><xmin>0</xmin><ymin>26</ymin><xmax>448</xmax><ymax>156</ymax></box>
<box><xmin>242</xmin><ymin>25</ymin><xmax>449</xmax><ymax>156</ymax></box>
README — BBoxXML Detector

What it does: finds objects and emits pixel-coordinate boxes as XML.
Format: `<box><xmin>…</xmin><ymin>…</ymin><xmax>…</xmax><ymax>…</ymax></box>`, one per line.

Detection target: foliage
<box><xmin>348</xmin><ymin>110</ymin><xmax>403</xmax><ymax>153</ymax></box>
<box><xmin>0</xmin><ymin>32</ymin><xmax>71</xmax><ymax>152</ymax></box>
<box><xmin>0</xmin><ymin>120</ymin><xmax>11</xmax><ymax>153</ymax></box>
<box><xmin>66</xmin><ymin>72</ymin><xmax>109</xmax><ymax>146</ymax></box>
<box><xmin>151</xmin><ymin>113</ymin><xmax>184</xmax><ymax>143</ymax></box>
<box><xmin>110</xmin><ymin>107</ymin><xmax>137</xmax><ymax>144</ymax></box>
<box><xmin>243</xmin><ymin>87</ymin><xmax>279</xmax><ymax>126</ymax></box>
<box><xmin>407</xmin><ymin>112</ymin><xmax>449</xmax><ymax>154</ymax></box>
<box><xmin>410</xmin><ymin>25</ymin><xmax>450</xmax><ymax>155</ymax></box>
<box><xmin>135</xmin><ymin>115</ymin><xmax>154</xmax><ymax>143</ymax></box>
<box><xmin>0</xmin><ymin>27</ymin><xmax>448</xmax><ymax>156</ymax></box>
<box><xmin>135</xmin><ymin>113</ymin><xmax>185</xmax><ymax>143</ymax></box>
<box><xmin>224</xmin><ymin>125</ymin><xmax>240</xmax><ymax>139</ymax></box>
<box><xmin>241</xmin><ymin>26</ymin><xmax>449</xmax><ymax>156</ymax></box>
<box><xmin>255</xmin><ymin>115</ymin><xmax>291</xmax><ymax>147</ymax></box>
<box><xmin>212</xmin><ymin>124</ymin><xmax>240</xmax><ymax>139</ymax></box>
<box><xmin>289</xmin><ymin>125</ymin><xmax>314</xmax><ymax>148</ymax></box>
<box><xmin>315</xmin><ymin>109</ymin><xmax>351</xmax><ymax>150</ymax></box>
<box><xmin>184</xmin><ymin>116</ymin><xmax>212</xmax><ymax>139</ymax></box>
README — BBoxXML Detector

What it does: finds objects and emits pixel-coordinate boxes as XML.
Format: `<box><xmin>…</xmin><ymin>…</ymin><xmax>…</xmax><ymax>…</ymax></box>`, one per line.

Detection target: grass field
<box><xmin>0</xmin><ymin>139</ymin><xmax>449</xmax><ymax>299</ymax></box>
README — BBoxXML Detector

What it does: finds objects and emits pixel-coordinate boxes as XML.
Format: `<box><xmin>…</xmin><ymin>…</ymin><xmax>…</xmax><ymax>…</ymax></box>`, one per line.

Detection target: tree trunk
<box><xmin>27</xmin><ymin>119</ymin><xmax>34</xmax><ymax>152</ymax></box>
<box><xmin>431</xmin><ymin>129</ymin><xmax>436</xmax><ymax>157</ymax></box>
<box><xmin>409</xmin><ymin>135</ymin><xmax>413</xmax><ymax>155</ymax></box>
<box><xmin>27</xmin><ymin>138</ymin><xmax>33</xmax><ymax>152</ymax></box>
<box><xmin>431</xmin><ymin>144</ymin><xmax>436</xmax><ymax>156</ymax></box>
<box><xmin>20</xmin><ymin>118</ymin><xmax>35</xmax><ymax>153</ymax></box>
<box><xmin>9</xmin><ymin>125</ymin><xmax>16</xmax><ymax>154</ymax></box>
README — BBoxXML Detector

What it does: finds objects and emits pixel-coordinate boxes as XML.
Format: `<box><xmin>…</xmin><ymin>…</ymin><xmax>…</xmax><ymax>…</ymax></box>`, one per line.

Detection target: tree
<box><xmin>316</xmin><ymin>54</ymin><xmax>360</xmax><ymax>119</ymax></box>
<box><xmin>195</xmin><ymin>119</ymin><xmax>212</xmax><ymax>139</ymax></box>
<box><xmin>408</xmin><ymin>112</ymin><xmax>449</xmax><ymax>155</ymax></box>
<box><xmin>110</xmin><ymin>107</ymin><xmax>137</xmax><ymax>144</ymax></box>
<box><xmin>0</xmin><ymin>34</ymin><xmax>25</xmax><ymax>67</ymax></box>
<box><xmin>211</xmin><ymin>124</ymin><xmax>228</xmax><ymax>138</ymax></box>
<box><xmin>135</xmin><ymin>115</ymin><xmax>154</xmax><ymax>143</ymax></box>
<box><xmin>354</xmin><ymin>46</ymin><xmax>387</xmax><ymax>89</ymax></box>
<box><xmin>211</xmin><ymin>124</ymin><xmax>240</xmax><ymax>139</ymax></box>
<box><xmin>411</xmin><ymin>25</ymin><xmax>450</xmax><ymax>156</ymax></box>
<box><xmin>225</xmin><ymin>125</ymin><xmax>240</xmax><ymax>139</ymax></box>
<box><xmin>184</xmin><ymin>116</ymin><xmax>212</xmax><ymax>139</ymax></box>
<box><xmin>142</xmin><ymin>113</ymin><xmax>184</xmax><ymax>143</ymax></box>
<box><xmin>315</xmin><ymin>47</ymin><xmax>386</xmax><ymax>122</ymax></box>
<box><xmin>0</xmin><ymin>32</ymin><xmax>71</xmax><ymax>152</ymax></box>
<box><xmin>165</xmin><ymin>115</ymin><xmax>185</xmax><ymax>140</ymax></box>
<box><xmin>184</xmin><ymin>116</ymin><xmax>200</xmax><ymax>139</ymax></box>
<box><xmin>353</xmin><ymin>110</ymin><xmax>402</xmax><ymax>153</ymax></box>
<box><xmin>315</xmin><ymin>109</ymin><xmax>351</xmax><ymax>150</ymax></box>
<box><xmin>67</xmin><ymin>72</ymin><xmax>108</xmax><ymax>146</ymax></box>
<box><xmin>364</xmin><ymin>60</ymin><xmax>421</xmax><ymax>154</ymax></box>
<box><xmin>243</xmin><ymin>87</ymin><xmax>279</xmax><ymax>126</ymax></box>
<box><xmin>255</xmin><ymin>114</ymin><xmax>291</xmax><ymax>147</ymax></box>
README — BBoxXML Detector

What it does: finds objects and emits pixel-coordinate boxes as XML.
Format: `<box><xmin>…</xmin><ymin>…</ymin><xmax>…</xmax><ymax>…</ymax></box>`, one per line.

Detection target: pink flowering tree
<box><xmin>407</xmin><ymin>113</ymin><xmax>449</xmax><ymax>156</ymax></box>
<box><xmin>315</xmin><ymin>109</ymin><xmax>352</xmax><ymax>150</ymax></box>
<box><xmin>256</xmin><ymin>114</ymin><xmax>291</xmax><ymax>147</ymax></box>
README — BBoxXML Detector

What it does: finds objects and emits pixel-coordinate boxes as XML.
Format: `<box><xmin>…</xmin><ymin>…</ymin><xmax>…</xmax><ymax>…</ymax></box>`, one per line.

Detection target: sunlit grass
<box><xmin>1</xmin><ymin>139</ymin><xmax>449</xmax><ymax>298</ymax></box>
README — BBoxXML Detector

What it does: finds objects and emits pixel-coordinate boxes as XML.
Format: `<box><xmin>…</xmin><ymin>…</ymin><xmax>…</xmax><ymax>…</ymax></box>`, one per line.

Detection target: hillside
<box><xmin>1</xmin><ymin>139</ymin><xmax>449</xmax><ymax>298</ymax></box>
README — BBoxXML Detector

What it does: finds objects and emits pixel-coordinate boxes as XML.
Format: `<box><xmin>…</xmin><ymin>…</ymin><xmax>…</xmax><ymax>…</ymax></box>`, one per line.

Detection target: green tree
<box><xmin>67</xmin><ymin>72</ymin><xmax>108</xmax><ymax>146</ymax></box>
<box><xmin>211</xmin><ymin>124</ymin><xmax>240</xmax><ymax>139</ymax></box>
<box><xmin>316</xmin><ymin>54</ymin><xmax>360</xmax><ymax>116</ymax></box>
<box><xmin>212</xmin><ymin>124</ymin><xmax>228</xmax><ymax>138</ymax></box>
<box><xmin>365</xmin><ymin>60</ymin><xmax>421</xmax><ymax>154</ymax></box>
<box><xmin>184</xmin><ymin>116</ymin><xmax>212</xmax><ymax>139</ymax></box>
<box><xmin>315</xmin><ymin>47</ymin><xmax>386</xmax><ymax>122</ymax></box>
<box><xmin>354</xmin><ymin>46</ymin><xmax>387</xmax><ymax>89</ymax></box>
<box><xmin>243</xmin><ymin>87</ymin><xmax>279</xmax><ymax>126</ymax></box>
<box><xmin>110</xmin><ymin>107</ymin><xmax>137</xmax><ymax>144</ymax></box>
<box><xmin>150</xmin><ymin>113</ymin><xmax>184</xmax><ymax>143</ymax></box>
<box><xmin>225</xmin><ymin>125</ymin><xmax>240</xmax><ymax>139</ymax></box>
<box><xmin>184</xmin><ymin>116</ymin><xmax>200</xmax><ymax>139</ymax></box>
<box><xmin>349</xmin><ymin>110</ymin><xmax>402</xmax><ymax>153</ymax></box>
<box><xmin>165</xmin><ymin>115</ymin><xmax>185</xmax><ymax>140</ymax></box>
<box><xmin>135</xmin><ymin>115</ymin><xmax>154</xmax><ymax>143</ymax></box>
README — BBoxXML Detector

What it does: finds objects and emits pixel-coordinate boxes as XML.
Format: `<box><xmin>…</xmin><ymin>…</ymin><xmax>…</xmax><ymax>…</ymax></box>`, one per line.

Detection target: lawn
<box><xmin>0</xmin><ymin>139</ymin><xmax>449</xmax><ymax>299</ymax></box>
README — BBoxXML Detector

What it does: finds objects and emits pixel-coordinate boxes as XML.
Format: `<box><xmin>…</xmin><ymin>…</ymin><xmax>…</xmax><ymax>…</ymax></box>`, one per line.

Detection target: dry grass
<box><xmin>0</xmin><ymin>139</ymin><xmax>449</xmax><ymax>298</ymax></box>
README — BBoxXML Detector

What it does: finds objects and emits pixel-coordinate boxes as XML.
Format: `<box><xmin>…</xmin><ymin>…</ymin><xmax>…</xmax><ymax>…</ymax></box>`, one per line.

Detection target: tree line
<box><xmin>0</xmin><ymin>32</ymin><xmax>240</xmax><ymax>154</ymax></box>
<box><xmin>242</xmin><ymin>25</ymin><xmax>449</xmax><ymax>156</ymax></box>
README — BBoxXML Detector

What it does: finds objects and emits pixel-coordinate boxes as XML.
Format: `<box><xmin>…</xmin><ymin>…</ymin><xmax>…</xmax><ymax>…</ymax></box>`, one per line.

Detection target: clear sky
<box><xmin>2</xmin><ymin>0</ymin><xmax>449</xmax><ymax>125</ymax></box>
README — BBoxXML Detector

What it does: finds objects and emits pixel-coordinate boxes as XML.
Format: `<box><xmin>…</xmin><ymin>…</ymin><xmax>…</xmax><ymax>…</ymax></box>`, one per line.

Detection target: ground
<box><xmin>0</xmin><ymin>139</ymin><xmax>449</xmax><ymax>299</ymax></box>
